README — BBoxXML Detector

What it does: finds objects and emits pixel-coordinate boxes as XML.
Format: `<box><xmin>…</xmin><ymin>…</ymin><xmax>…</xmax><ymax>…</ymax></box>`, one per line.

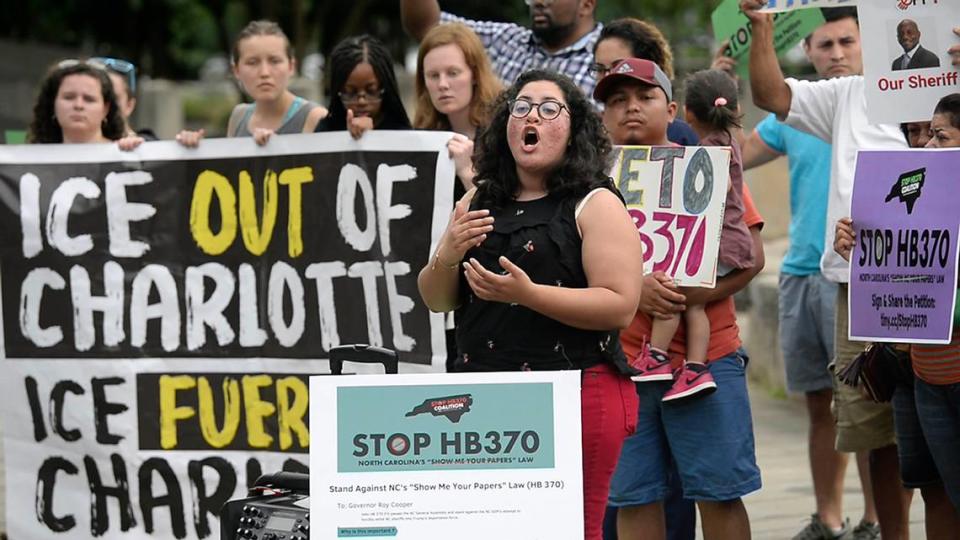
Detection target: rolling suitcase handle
<box><xmin>328</xmin><ymin>344</ymin><xmax>399</xmax><ymax>375</ymax></box>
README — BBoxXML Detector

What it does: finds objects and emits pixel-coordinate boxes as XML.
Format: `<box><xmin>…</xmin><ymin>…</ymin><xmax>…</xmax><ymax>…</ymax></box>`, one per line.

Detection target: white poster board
<box><xmin>760</xmin><ymin>0</ymin><xmax>857</xmax><ymax>13</ymax></box>
<box><xmin>309</xmin><ymin>371</ymin><xmax>583</xmax><ymax>539</ymax></box>
<box><xmin>0</xmin><ymin>132</ymin><xmax>454</xmax><ymax>540</ymax></box>
<box><xmin>860</xmin><ymin>1</ymin><xmax>960</xmax><ymax>124</ymax></box>
<box><xmin>610</xmin><ymin>146</ymin><xmax>731</xmax><ymax>287</ymax></box>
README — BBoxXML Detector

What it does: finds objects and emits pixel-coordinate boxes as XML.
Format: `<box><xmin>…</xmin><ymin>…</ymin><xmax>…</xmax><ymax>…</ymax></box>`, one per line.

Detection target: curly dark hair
<box><xmin>472</xmin><ymin>69</ymin><xmax>613</xmax><ymax>210</ymax></box>
<box><xmin>28</xmin><ymin>62</ymin><xmax>126</xmax><ymax>144</ymax></box>
<box><xmin>596</xmin><ymin>18</ymin><xmax>675</xmax><ymax>80</ymax></box>
<box><xmin>315</xmin><ymin>34</ymin><xmax>411</xmax><ymax>132</ymax></box>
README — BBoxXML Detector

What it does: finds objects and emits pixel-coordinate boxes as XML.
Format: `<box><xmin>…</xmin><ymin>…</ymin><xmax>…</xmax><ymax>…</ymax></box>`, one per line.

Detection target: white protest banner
<box><xmin>760</xmin><ymin>0</ymin><xmax>857</xmax><ymax>13</ymax></box>
<box><xmin>309</xmin><ymin>371</ymin><xmax>583</xmax><ymax>539</ymax></box>
<box><xmin>860</xmin><ymin>1</ymin><xmax>960</xmax><ymax>124</ymax></box>
<box><xmin>0</xmin><ymin>131</ymin><xmax>454</xmax><ymax>540</ymax></box>
<box><xmin>611</xmin><ymin>146</ymin><xmax>731</xmax><ymax>287</ymax></box>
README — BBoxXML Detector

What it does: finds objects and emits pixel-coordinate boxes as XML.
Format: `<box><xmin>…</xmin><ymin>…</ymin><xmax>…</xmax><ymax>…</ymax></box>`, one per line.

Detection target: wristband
<box><xmin>431</xmin><ymin>249</ymin><xmax>460</xmax><ymax>271</ymax></box>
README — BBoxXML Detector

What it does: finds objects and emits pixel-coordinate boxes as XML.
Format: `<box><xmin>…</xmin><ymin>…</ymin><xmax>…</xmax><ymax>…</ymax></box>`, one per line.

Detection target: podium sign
<box><xmin>309</xmin><ymin>371</ymin><xmax>583</xmax><ymax>539</ymax></box>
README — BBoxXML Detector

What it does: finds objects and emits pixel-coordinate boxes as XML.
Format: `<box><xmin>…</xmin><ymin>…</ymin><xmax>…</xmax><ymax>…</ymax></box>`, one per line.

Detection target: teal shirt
<box><xmin>756</xmin><ymin>113</ymin><xmax>832</xmax><ymax>276</ymax></box>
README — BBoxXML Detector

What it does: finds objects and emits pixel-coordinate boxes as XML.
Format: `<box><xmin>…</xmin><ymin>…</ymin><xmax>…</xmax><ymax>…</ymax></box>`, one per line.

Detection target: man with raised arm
<box><xmin>400</xmin><ymin>0</ymin><xmax>602</xmax><ymax>96</ymax></box>
<box><xmin>739</xmin><ymin>1</ymin><xmax>911</xmax><ymax>538</ymax></box>
<box><xmin>716</xmin><ymin>8</ymin><xmax>883</xmax><ymax>539</ymax></box>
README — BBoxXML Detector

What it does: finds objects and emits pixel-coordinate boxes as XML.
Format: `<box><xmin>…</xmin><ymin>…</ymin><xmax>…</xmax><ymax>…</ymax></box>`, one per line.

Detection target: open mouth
<box><xmin>522</xmin><ymin>127</ymin><xmax>540</xmax><ymax>148</ymax></box>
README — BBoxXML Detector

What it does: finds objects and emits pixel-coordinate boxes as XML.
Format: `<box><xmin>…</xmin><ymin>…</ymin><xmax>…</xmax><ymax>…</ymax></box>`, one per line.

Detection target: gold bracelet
<box><xmin>431</xmin><ymin>249</ymin><xmax>460</xmax><ymax>271</ymax></box>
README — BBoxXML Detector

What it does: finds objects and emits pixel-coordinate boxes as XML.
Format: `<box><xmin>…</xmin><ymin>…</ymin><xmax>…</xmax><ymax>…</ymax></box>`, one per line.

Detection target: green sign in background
<box><xmin>337</xmin><ymin>383</ymin><xmax>555</xmax><ymax>472</ymax></box>
<box><xmin>711</xmin><ymin>0</ymin><xmax>825</xmax><ymax>79</ymax></box>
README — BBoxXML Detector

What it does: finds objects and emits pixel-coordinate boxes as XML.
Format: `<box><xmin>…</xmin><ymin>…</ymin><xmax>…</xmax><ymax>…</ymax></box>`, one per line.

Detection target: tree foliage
<box><xmin>1</xmin><ymin>0</ymin><xmax>718</xmax><ymax>79</ymax></box>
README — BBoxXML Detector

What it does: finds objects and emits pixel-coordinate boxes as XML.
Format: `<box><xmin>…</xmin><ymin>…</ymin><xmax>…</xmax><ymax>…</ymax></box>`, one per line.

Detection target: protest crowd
<box><xmin>4</xmin><ymin>0</ymin><xmax>960</xmax><ymax>539</ymax></box>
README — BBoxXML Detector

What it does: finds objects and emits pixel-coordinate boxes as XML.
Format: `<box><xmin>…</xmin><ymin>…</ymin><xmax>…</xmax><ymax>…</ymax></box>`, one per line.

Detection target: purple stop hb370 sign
<box><xmin>849</xmin><ymin>149</ymin><xmax>960</xmax><ymax>344</ymax></box>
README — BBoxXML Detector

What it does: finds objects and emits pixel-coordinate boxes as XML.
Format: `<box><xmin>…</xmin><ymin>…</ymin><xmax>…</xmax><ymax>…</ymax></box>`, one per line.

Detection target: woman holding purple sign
<box><xmin>909</xmin><ymin>93</ymin><xmax>960</xmax><ymax>515</ymax></box>
<box><xmin>834</xmin><ymin>93</ymin><xmax>960</xmax><ymax>524</ymax></box>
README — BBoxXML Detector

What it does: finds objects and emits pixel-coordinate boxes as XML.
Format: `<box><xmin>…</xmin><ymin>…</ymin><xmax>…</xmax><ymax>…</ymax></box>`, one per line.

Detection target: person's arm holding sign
<box><xmin>950</xmin><ymin>27</ymin><xmax>960</xmax><ymax>67</ymax></box>
<box><xmin>641</xmin><ymin>187</ymin><xmax>765</xmax><ymax>316</ymax></box>
<box><xmin>834</xmin><ymin>217</ymin><xmax>855</xmax><ymax>262</ymax></box>
<box><xmin>639</xmin><ymin>224</ymin><xmax>764</xmax><ymax>317</ymax></box>
<box><xmin>683</xmin><ymin>223</ymin><xmax>765</xmax><ymax>306</ymax></box>
<box><xmin>740</xmin><ymin>0</ymin><xmax>792</xmax><ymax>118</ymax></box>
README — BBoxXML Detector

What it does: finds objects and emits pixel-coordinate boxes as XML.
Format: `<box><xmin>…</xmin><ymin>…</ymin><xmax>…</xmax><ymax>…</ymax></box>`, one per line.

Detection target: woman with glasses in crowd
<box><xmin>315</xmin><ymin>34</ymin><xmax>411</xmax><ymax>138</ymax></box>
<box><xmin>417</xmin><ymin>69</ymin><xmax>643</xmax><ymax>540</ymax></box>
<box><xmin>178</xmin><ymin>20</ymin><xmax>327</xmax><ymax>147</ymax></box>
<box><xmin>28</xmin><ymin>60</ymin><xmax>142</xmax><ymax>150</ymax></box>
<box><xmin>92</xmin><ymin>56</ymin><xmax>157</xmax><ymax>141</ymax></box>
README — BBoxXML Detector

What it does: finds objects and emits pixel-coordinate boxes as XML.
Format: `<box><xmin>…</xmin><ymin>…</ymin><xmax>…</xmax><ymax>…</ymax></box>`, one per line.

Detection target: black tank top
<box><xmin>453</xmin><ymin>191</ymin><xmax>630</xmax><ymax>373</ymax></box>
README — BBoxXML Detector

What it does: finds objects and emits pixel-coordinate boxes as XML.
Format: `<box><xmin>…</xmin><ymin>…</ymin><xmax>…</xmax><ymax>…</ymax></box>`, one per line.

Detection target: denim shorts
<box><xmin>914</xmin><ymin>378</ymin><xmax>960</xmax><ymax>509</ymax></box>
<box><xmin>608</xmin><ymin>350</ymin><xmax>762</xmax><ymax>505</ymax></box>
<box><xmin>779</xmin><ymin>273</ymin><xmax>836</xmax><ymax>393</ymax></box>
<box><xmin>891</xmin><ymin>380</ymin><xmax>941</xmax><ymax>488</ymax></box>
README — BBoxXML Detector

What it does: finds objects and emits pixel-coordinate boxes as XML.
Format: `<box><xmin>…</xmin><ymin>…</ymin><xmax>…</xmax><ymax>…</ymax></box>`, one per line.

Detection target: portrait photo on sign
<box><xmin>889</xmin><ymin>17</ymin><xmax>941</xmax><ymax>72</ymax></box>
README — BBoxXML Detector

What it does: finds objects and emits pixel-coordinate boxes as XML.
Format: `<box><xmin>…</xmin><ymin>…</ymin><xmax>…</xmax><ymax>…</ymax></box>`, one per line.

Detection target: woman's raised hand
<box><xmin>437</xmin><ymin>196</ymin><xmax>494</xmax><ymax>265</ymax></box>
<box><xmin>448</xmin><ymin>133</ymin><xmax>475</xmax><ymax>182</ymax></box>
<box><xmin>346</xmin><ymin>108</ymin><xmax>374</xmax><ymax>140</ymax></box>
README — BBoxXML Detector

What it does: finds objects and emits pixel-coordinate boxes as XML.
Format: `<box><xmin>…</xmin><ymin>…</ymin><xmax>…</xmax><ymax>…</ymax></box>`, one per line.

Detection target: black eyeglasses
<box><xmin>57</xmin><ymin>57</ymin><xmax>137</xmax><ymax>93</ymax></box>
<box><xmin>338</xmin><ymin>88</ymin><xmax>385</xmax><ymax>104</ymax></box>
<box><xmin>509</xmin><ymin>98</ymin><xmax>568</xmax><ymax>120</ymax></box>
<box><xmin>91</xmin><ymin>57</ymin><xmax>137</xmax><ymax>94</ymax></box>
<box><xmin>589</xmin><ymin>60</ymin><xmax>624</xmax><ymax>79</ymax></box>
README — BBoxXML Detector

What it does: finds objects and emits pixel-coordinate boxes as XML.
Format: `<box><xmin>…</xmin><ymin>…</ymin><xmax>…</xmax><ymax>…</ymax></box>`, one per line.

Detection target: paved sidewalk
<box><xmin>744</xmin><ymin>383</ymin><xmax>926</xmax><ymax>540</ymax></box>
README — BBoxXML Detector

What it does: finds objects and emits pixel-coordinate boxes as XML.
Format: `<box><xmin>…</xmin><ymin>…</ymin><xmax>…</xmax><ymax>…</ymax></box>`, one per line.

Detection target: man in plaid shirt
<box><xmin>401</xmin><ymin>0</ymin><xmax>602</xmax><ymax>98</ymax></box>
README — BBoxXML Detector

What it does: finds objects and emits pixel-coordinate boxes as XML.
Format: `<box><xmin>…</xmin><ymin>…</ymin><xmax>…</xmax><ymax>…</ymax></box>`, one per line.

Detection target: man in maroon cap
<box><xmin>597</xmin><ymin>58</ymin><xmax>766</xmax><ymax>540</ymax></box>
<box><xmin>594</xmin><ymin>58</ymin><xmax>676</xmax><ymax>147</ymax></box>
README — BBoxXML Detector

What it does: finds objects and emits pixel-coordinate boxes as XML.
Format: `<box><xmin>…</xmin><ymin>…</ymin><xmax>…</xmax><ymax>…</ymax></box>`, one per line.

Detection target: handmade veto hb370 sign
<box><xmin>0</xmin><ymin>132</ymin><xmax>454</xmax><ymax>539</ymax></box>
<box><xmin>611</xmin><ymin>146</ymin><xmax>731</xmax><ymax>288</ymax></box>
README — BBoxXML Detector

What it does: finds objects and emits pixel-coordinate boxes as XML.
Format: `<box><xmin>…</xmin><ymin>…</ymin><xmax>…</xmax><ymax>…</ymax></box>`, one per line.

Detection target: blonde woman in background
<box><xmin>414</xmin><ymin>22</ymin><xmax>501</xmax><ymax>193</ymax></box>
<box><xmin>414</xmin><ymin>23</ymin><xmax>502</xmax><ymax>371</ymax></box>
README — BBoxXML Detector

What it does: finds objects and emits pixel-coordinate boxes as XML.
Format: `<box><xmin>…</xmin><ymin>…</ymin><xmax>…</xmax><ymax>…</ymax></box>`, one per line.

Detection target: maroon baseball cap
<box><xmin>593</xmin><ymin>58</ymin><xmax>673</xmax><ymax>102</ymax></box>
